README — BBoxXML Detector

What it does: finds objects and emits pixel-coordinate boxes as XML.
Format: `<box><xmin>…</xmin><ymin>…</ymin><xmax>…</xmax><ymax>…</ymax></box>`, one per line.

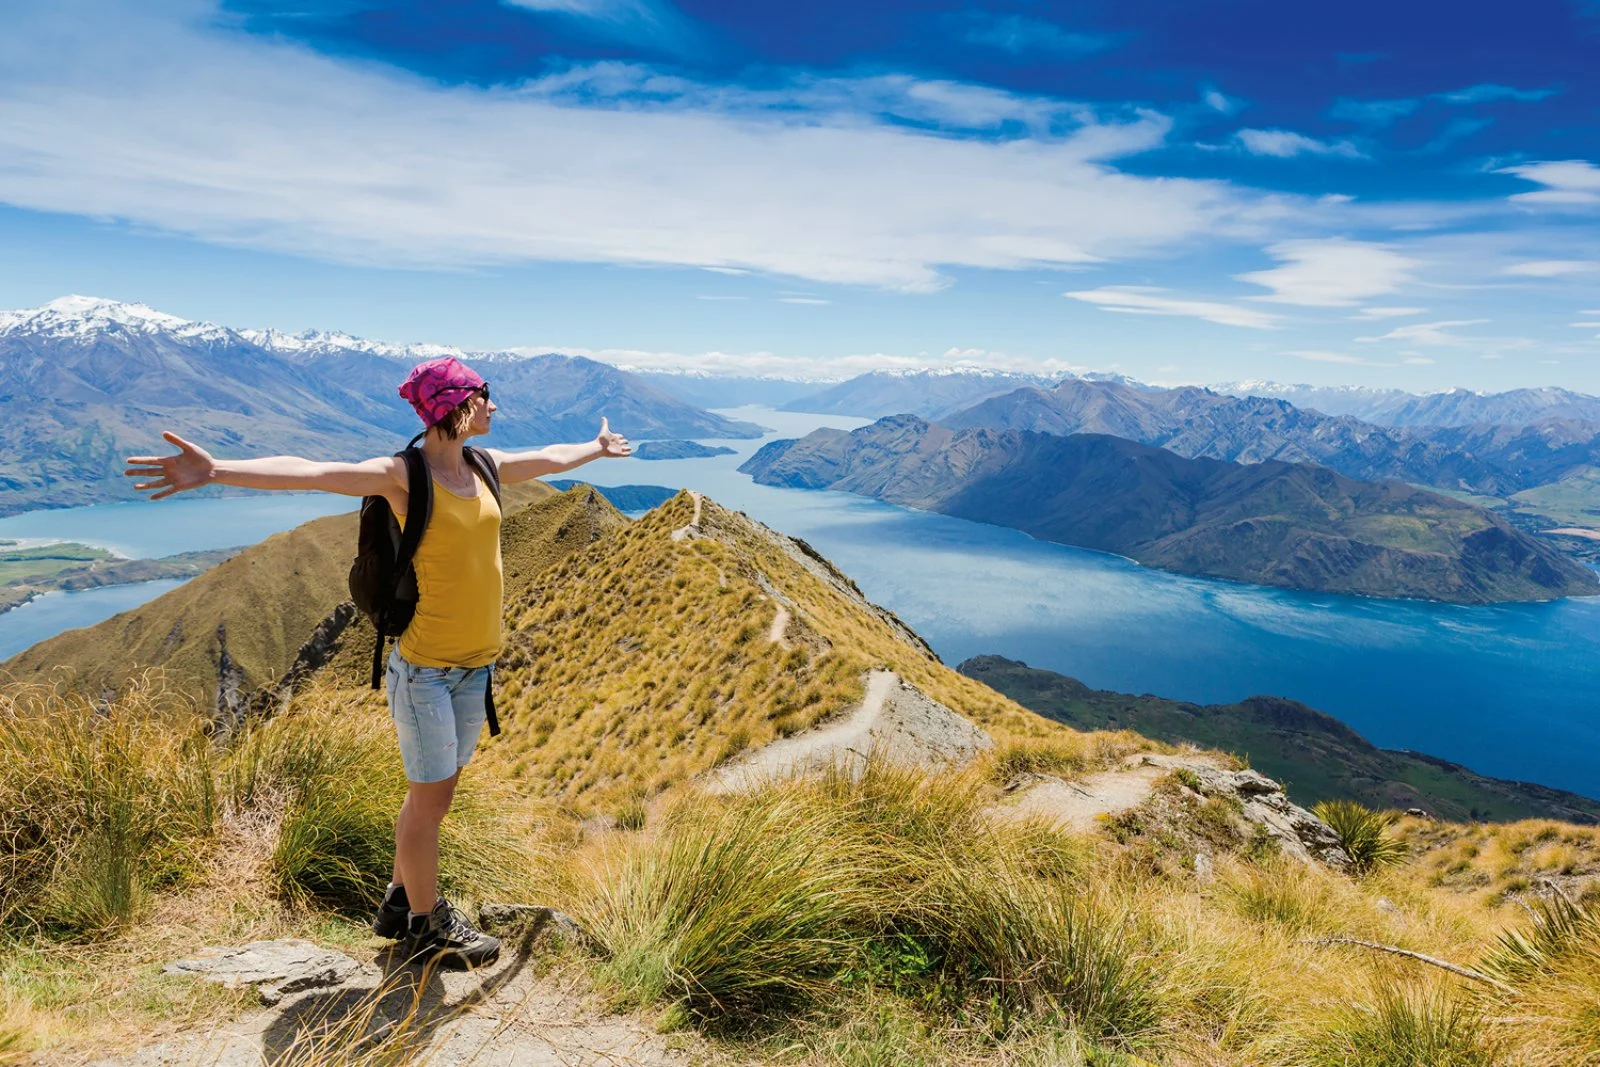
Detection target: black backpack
<box><xmin>348</xmin><ymin>441</ymin><xmax>504</xmax><ymax>735</ymax></box>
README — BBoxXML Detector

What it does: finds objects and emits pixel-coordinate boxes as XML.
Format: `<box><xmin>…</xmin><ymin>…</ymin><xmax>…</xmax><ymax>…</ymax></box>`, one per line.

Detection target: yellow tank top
<box><xmin>396</xmin><ymin>472</ymin><xmax>503</xmax><ymax>668</ymax></box>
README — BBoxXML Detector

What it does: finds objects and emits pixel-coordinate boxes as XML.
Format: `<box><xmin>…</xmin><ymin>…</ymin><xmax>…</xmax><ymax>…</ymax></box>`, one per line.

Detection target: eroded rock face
<box><xmin>164</xmin><ymin>939</ymin><xmax>361</xmax><ymax>1006</ymax></box>
<box><xmin>1141</xmin><ymin>756</ymin><xmax>1353</xmax><ymax>871</ymax></box>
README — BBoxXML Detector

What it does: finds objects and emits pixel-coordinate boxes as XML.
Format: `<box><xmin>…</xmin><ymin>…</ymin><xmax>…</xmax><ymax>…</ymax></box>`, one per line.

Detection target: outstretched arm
<box><xmin>126</xmin><ymin>432</ymin><xmax>404</xmax><ymax>500</ymax></box>
<box><xmin>491</xmin><ymin>418</ymin><xmax>632</xmax><ymax>485</ymax></box>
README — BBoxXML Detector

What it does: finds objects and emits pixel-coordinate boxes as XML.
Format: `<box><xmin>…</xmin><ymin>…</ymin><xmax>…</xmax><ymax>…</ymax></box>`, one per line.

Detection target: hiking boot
<box><xmin>371</xmin><ymin>884</ymin><xmax>409</xmax><ymax>939</ymax></box>
<box><xmin>403</xmin><ymin>898</ymin><xmax>501</xmax><ymax>968</ymax></box>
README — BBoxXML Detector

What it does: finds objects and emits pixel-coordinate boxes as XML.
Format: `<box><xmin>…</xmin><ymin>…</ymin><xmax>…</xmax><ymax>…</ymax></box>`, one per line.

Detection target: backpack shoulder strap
<box><xmin>463</xmin><ymin>446</ymin><xmax>503</xmax><ymax>507</ymax></box>
<box><xmin>394</xmin><ymin>448</ymin><xmax>431</xmax><ymax>575</ymax></box>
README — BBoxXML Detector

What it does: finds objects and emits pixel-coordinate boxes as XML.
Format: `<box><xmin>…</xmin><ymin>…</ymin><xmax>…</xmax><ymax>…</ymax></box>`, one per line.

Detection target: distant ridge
<box><xmin>780</xmin><ymin>368</ymin><xmax>1063</xmax><ymax>420</ymax></box>
<box><xmin>961</xmin><ymin>655</ymin><xmax>1600</xmax><ymax>823</ymax></box>
<box><xmin>740</xmin><ymin>415</ymin><xmax>1600</xmax><ymax>603</ymax></box>
<box><xmin>942</xmin><ymin>377</ymin><xmax>1600</xmax><ymax>497</ymax></box>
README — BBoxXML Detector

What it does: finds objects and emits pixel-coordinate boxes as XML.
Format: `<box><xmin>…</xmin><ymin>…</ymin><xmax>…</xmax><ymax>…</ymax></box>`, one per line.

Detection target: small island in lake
<box><xmin>633</xmin><ymin>440</ymin><xmax>737</xmax><ymax>461</ymax></box>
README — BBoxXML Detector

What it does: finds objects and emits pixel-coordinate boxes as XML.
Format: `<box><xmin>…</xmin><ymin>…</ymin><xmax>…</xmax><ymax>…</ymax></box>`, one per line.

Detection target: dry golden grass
<box><xmin>7</xmin><ymin>490</ymin><xmax>1600</xmax><ymax>1066</ymax></box>
<box><xmin>478</xmin><ymin>493</ymin><xmax>1151</xmax><ymax>812</ymax></box>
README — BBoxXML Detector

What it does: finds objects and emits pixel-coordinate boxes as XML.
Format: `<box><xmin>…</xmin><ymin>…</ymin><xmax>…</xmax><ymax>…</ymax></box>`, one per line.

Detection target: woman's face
<box><xmin>467</xmin><ymin>386</ymin><xmax>496</xmax><ymax>436</ymax></box>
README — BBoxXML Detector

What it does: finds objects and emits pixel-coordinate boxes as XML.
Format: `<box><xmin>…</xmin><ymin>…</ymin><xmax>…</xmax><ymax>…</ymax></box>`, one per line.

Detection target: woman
<box><xmin>126</xmin><ymin>355</ymin><xmax>631</xmax><ymax>967</ymax></box>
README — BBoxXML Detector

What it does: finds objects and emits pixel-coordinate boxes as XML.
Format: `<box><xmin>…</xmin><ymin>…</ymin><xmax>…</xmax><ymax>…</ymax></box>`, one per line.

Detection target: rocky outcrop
<box><xmin>1139</xmin><ymin>755</ymin><xmax>1354</xmax><ymax>871</ymax></box>
<box><xmin>164</xmin><ymin>939</ymin><xmax>362</xmax><ymax>1006</ymax></box>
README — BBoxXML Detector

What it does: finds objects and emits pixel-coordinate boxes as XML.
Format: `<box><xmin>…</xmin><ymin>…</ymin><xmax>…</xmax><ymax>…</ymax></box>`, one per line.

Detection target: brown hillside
<box><xmin>3</xmin><ymin>480</ymin><xmax>558</xmax><ymax>716</ymax></box>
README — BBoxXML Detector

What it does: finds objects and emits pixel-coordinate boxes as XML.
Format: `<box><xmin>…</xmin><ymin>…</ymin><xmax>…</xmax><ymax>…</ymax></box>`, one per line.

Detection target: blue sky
<box><xmin>0</xmin><ymin>0</ymin><xmax>1597</xmax><ymax>388</ymax></box>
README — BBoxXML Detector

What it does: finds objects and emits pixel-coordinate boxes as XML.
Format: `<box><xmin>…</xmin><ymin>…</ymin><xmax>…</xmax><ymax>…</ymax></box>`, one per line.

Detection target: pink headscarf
<box><xmin>398</xmin><ymin>356</ymin><xmax>486</xmax><ymax>427</ymax></box>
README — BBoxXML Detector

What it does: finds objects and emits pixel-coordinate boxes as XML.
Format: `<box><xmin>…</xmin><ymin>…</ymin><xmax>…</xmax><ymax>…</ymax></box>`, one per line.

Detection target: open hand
<box><xmin>125</xmin><ymin>432</ymin><xmax>215</xmax><ymax>500</ymax></box>
<box><xmin>597</xmin><ymin>417</ymin><xmax>632</xmax><ymax>458</ymax></box>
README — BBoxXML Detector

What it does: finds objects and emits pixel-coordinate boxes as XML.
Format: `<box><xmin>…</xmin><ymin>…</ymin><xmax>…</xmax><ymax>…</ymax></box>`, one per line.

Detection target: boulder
<box><xmin>163</xmin><ymin>939</ymin><xmax>360</xmax><ymax>1006</ymax></box>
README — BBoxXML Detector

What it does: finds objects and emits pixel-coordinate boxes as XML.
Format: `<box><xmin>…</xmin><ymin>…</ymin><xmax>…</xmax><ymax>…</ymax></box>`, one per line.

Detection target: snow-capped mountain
<box><xmin>0</xmin><ymin>295</ymin><xmax>237</xmax><ymax>347</ymax></box>
<box><xmin>240</xmin><ymin>327</ymin><xmax>472</xmax><ymax>363</ymax></box>
<box><xmin>1215</xmin><ymin>380</ymin><xmax>1600</xmax><ymax>428</ymax></box>
<box><xmin>0</xmin><ymin>295</ymin><xmax>764</xmax><ymax>515</ymax></box>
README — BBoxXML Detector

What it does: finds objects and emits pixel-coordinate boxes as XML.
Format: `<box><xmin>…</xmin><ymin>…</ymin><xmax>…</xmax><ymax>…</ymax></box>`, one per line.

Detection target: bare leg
<box><xmin>394</xmin><ymin>772</ymin><xmax>459</xmax><ymax>916</ymax></box>
<box><xmin>391</xmin><ymin>793</ymin><xmax>410</xmax><ymax>886</ymax></box>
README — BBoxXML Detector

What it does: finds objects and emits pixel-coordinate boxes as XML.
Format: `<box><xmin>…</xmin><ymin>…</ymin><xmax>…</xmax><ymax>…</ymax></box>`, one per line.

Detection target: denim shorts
<box><xmin>385</xmin><ymin>646</ymin><xmax>491</xmax><ymax>784</ymax></box>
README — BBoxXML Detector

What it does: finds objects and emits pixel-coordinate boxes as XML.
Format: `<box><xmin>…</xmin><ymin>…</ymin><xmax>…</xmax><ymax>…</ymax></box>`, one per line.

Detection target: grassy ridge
<box><xmin>961</xmin><ymin>655</ymin><xmax>1600</xmax><ymax>824</ymax></box>
<box><xmin>483</xmin><ymin>492</ymin><xmax>1149</xmax><ymax>811</ymax></box>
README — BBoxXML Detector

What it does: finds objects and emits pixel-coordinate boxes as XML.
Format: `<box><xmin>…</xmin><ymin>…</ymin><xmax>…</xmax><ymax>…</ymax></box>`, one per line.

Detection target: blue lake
<box><xmin>4</xmin><ymin>406</ymin><xmax>1598</xmax><ymax>798</ymax></box>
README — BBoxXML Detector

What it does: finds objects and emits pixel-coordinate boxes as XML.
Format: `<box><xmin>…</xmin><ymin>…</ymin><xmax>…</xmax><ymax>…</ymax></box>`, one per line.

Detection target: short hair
<box><xmin>433</xmin><ymin>390</ymin><xmax>481</xmax><ymax>440</ymax></box>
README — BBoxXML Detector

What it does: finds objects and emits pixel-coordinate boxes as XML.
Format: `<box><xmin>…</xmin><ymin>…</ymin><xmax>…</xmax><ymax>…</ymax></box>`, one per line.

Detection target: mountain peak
<box><xmin>240</xmin><ymin>325</ymin><xmax>473</xmax><ymax>363</ymax></box>
<box><xmin>0</xmin><ymin>294</ymin><xmax>233</xmax><ymax>344</ymax></box>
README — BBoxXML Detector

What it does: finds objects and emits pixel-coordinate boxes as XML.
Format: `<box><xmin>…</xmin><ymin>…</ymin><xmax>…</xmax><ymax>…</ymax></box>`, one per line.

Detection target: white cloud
<box><xmin>1504</xmin><ymin>260</ymin><xmax>1600</xmax><ymax>277</ymax></box>
<box><xmin>1064</xmin><ymin>286</ymin><xmax>1279</xmax><ymax>329</ymax></box>
<box><xmin>778</xmin><ymin>297</ymin><xmax>830</xmax><ymax>305</ymax></box>
<box><xmin>1357</xmin><ymin>319</ymin><xmax>1491</xmax><ymax>345</ymax></box>
<box><xmin>1288</xmin><ymin>350</ymin><xmax>1377</xmax><ymax>365</ymax></box>
<box><xmin>1499</xmin><ymin>160</ymin><xmax>1600</xmax><ymax>207</ymax></box>
<box><xmin>1436</xmin><ymin>84</ymin><xmax>1556</xmax><ymax>105</ymax></box>
<box><xmin>1234</xmin><ymin>129</ymin><xmax>1364</xmax><ymax>159</ymax></box>
<box><xmin>695</xmin><ymin>294</ymin><xmax>747</xmax><ymax>301</ymax></box>
<box><xmin>1351</xmin><ymin>306</ymin><xmax>1426</xmax><ymax>320</ymax></box>
<box><xmin>1403</xmin><ymin>356</ymin><xmax>1436</xmax><ymax>364</ymax></box>
<box><xmin>954</xmin><ymin>13</ymin><xmax>1113</xmax><ymax>55</ymax></box>
<box><xmin>533</xmin><ymin>342</ymin><xmax>1088</xmax><ymax>379</ymax></box>
<box><xmin>1203</xmin><ymin>88</ymin><xmax>1241</xmax><ymax>114</ymax></box>
<box><xmin>0</xmin><ymin>3</ymin><xmax>1269</xmax><ymax>293</ymax></box>
<box><xmin>1237</xmin><ymin>239</ymin><xmax>1418</xmax><ymax>307</ymax></box>
<box><xmin>1570</xmin><ymin>322</ymin><xmax>1600</xmax><ymax>328</ymax></box>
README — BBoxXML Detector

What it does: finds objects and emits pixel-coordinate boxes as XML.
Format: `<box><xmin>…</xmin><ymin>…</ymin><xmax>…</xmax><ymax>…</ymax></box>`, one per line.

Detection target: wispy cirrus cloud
<box><xmin>1351</xmin><ymin>306</ymin><xmax>1427</xmax><ymax>319</ymax></box>
<box><xmin>1504</xmin><ymin>260</ymin><xmax>1600</xmax><ymax>276</ymax></box>
<box><xmin>1234</xmin><ymin>128</ymin><xmax>1364</xmax><ymax>159</ymax></box>
<box><xmin>538</xmin><ymin>342</ymin><xmax>1086</xmax><ymax>379</ymax></box>
<box><xmin>1287</xmin><ymin>349</ymin><xmax>1385</xmax><ymax>365</ymax></box>
<box><xmin>1328</xmin><ymin>96</ymin><xmax>1419</xmax><ymax>127</ymax></box>
<box><xmin>502</xmin><ymin>0</ymin><xmax>702</xmax><ymax>52</ymax></box>
<box><xmin>1435</xmin><ymin>83</ymin><xmax>1557</xmax><ymax>104</ymax></box>
<box><xmin>1237</xmin><ymin>239</ymin><xmax>1418</xmax><ymax>306</ymax></box>
<box><xmin>1499</xmin><ymin>160</ymin><xmax>1600</xmax><ymax>206</ymax></box>
<box><xmin>950</xmin><ymin>12</ymin><xmax>1116</xmax><ymax>55</ymax></box>
<box><xmin>1064</xmin><ymin>286</ymin><xmax>1279</xmax><ymax>329</ymax></box>
<box><xmin>1357</xmin><ymin>319</ymin><xmax>1492</xmax><ymax>345</ymax></box>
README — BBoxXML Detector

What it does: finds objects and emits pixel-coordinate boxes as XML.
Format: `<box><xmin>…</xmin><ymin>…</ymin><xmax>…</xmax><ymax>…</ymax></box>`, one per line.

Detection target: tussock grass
<box><xmin>229</xmin><ymin>686</ymin><xmax>540</xmax><ymax>912</ymax></box>
<box><xmin>0</xmin><ymin>673</ymin><xmax>214</xmax><ymax>935</ymax></box>
<box><xmin>571</xmin><ymin>758</ymin><xmax>1158</xmax><ymax>1049</ymax></box>
<box><xmin>1313</xmin><ymin>800</ymin><xmax>1405</xmax><ymax>876</ymax></box>
<box><xmin>1293</xmin><ymin>979</ymin><xmax>1504</xmax><ymax>1067</ymax></box>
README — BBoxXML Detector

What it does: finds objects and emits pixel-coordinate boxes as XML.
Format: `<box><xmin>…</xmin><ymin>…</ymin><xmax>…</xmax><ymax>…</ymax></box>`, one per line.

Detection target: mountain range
<box><xmin>740</xmin><ymin>415</ymin><xmax>1599</xmax><ymax>603</ymax></box>
<box><xmin>1217</xmin><ymin>381</ymin><xmax>1600</xmax><ymax>428</ymax></box>
<box><xmin>0</xmin><ymin>296</ymin><xmax>761</xmax><ymax>515</ymax></box>
<box><xmin>940</xmin><ymin>378</ymin><xmax>1600</xmax><ymax>498</ymax></box>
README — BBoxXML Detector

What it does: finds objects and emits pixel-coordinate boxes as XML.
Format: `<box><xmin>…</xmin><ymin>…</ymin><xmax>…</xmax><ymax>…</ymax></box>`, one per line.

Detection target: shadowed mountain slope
<box><xmin>960</xmin><ymin>655</ymin><xmax>1600</xmax><ymax>824</ymax></box>
<box><xmin>740</xmin><ymin>415</ymin><xmax>1599</xmax><ymax>602</ymax></box>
